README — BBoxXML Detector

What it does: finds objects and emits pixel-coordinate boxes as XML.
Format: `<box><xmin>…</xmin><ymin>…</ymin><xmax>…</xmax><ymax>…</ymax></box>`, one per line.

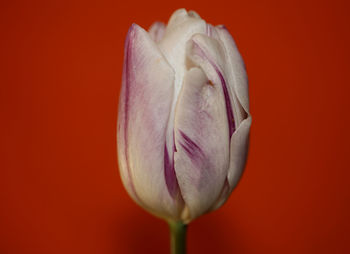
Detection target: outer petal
<box><xmin>186</xmin><ymin>29</ymin><xmax>251</xmax><ymax>210</ymax></box>
<box><xmin>148</xmin><ymin>22</ymin><xmax>166</xmax><ymax>43</ymax></box>
<box><xmin>216</xmin><ymin>26</ymin><xmax>249</xmax><ymax>116</ymax></box>
<box><xmin>174</xmin><ymin>67</ymin><xmax>230</xmax><ymax>222</ymax></box>
<box><xmin>216</xmin><ymin>26</ymin><xmax>251</xmax><ymax>192</ymax></box>
<box><xmin>117</xmin><ymin>24</ymin><xmax>181</xmax><ymax>220</ymax></box>
<box><xmin>186</xmin><ymin>34</ymin><xmax>236</xmax><ymax>136</ymax></box>
<box><xmin>210</xmin><ymin>117</ymin><xmax>251</xmax><ymax>210</ymax></box>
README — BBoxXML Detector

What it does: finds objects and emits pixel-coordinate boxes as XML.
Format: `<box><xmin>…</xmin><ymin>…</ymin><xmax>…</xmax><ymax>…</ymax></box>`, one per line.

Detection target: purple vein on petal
<box><xmin>192</xmin><ymin>41</ymin><xmax>235</xmax><ymax>137</ymax></box>
<box><xmin>164</xmin><ymin>137</ymin><xmax>179</xmax><ymax>199</ymax></box>
<box><xmin>215</xmin><ymin>67</ymin><xmax>235</xmax><ymax>137</ymax></box>
<box><xmin>179</xmin><ymin>130</ymin><xmax>205</xmax><ymax>163</ymax></box>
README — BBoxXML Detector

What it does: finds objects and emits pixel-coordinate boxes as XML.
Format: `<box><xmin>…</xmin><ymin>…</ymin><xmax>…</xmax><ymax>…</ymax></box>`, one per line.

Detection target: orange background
<box><xmin>1</xmin><ymin>0</ymin><xmax>350</xmax><ymax>253</ymax></box>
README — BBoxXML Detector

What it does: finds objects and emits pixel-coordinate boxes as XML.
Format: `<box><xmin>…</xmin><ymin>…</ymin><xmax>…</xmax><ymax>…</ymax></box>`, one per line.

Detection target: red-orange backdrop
<box><xmin>1</xmin><ymin>0</ymin><xmax>350</xmax><ymax>253</ymax></box>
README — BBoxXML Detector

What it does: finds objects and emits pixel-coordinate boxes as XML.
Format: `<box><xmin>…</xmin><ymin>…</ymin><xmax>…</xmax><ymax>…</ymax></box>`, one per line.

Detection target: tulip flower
<box><xmin>117</xmin><ymin>8</ymin><xmax>251</xmax><ymax>254</ymax></box>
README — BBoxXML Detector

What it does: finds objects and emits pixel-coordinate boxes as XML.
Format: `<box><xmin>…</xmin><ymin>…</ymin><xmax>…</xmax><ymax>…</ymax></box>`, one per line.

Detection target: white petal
<box><xmin>216</xmin><ymin>26</ymin><xmax>251</xmax><ymax>191</ymax></box>
<box><xmin>166</xmin><ymin>9</ymin><xmax>192</xmax><ymax>29</ymax></box>
<box><xmin>210</xmin><ymin>116</ymin><xmax>251</xmax><ymax>210</ymax></box>
<box><xmin>187</xmin><ymin>34</ymin><xmax>238</xmax><ymax>133</ymax></box>
<box><xmin>227</xmin><ymin>116</ymin><xmax>251</xmax><ymax>189</ymax></box>
<box><xmin>159</xmin><ymin>9</ymin><xmax>206</xmax><ymax>99</ymax></box>
<box><xmin>174</xmin><ymin>67</ymin><xmax>230</xmax><ymax>222</ymax></box>
<box><xmin>117</xmin><ymin>24</ymin><xmax>182</xmax><ymax>220</ymax></box>
<box><xmin>148</xmin><ymin>22</ymin><xmax>166</xmax><ymax>43</ymax></box>
<box><xmin>186</xmin><ymin>28</ymin><xmax>251</xmax><ymax>209</ymax></box>
<box><xmin>158</xmin><ymin>10</ymin><xmax>206</xmax><ymax>178</ymax></box>
<box><xmin>216</xmin><ymin>25</ymin><xmax>249</xmax><ymax>115</ymax></box>
<box><xmin>188</xmin><ymin>10</ymin><xmax>201</xmax><ymax>18</ymax></box>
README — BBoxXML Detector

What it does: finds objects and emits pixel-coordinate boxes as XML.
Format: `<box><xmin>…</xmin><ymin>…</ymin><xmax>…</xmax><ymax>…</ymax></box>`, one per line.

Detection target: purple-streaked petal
<box><xmin>158</xmin><ymin>10</ymin><xmax>206</xmax><ymax>188</ymax></box>
<box><xmin>186</xmin><ymin>34</ymin><xmax>237</xmax><ymax>137</ymax></box>
<box><xmin>117</xmin><ymin>24</ymin><xmax>183</xmax><ymax>220</ymax></box>
<box><xmin>216</xmin><ymin>26</ymin><xmax>251</xmax><ymax>197</ymax></box>
<box><xmin>187</xmin><ymin>30</ymin><xmax>251</xmax><ymax>210</ymax></box>
<box><xmin>216</xmin><ymin>25</ymin><xmax>249</xmax><ymax>118</ymax></box>
<box><xmin>174</xmin><ymin>67</ymin><xmax>230</xmax><ymax>222</ymax></box>
<box><xmin>187</xmin><ymin>32</ymin><xmax>249</xmax><ymax>129</ymax></box>
<box><xmin>148</xmin><ymin>22</ymin><xmax>166</xmax><ymax>43</ymax></box>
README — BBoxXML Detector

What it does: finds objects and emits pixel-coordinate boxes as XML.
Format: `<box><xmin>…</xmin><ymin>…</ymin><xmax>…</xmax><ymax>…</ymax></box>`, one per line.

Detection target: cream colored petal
<box><xmin>117</xmin><ymin>24</ymin><xmax>183</xmax><ymax>220</ymax></box>
<box><xmin>174</xmin><ymin>67</ymin><xmax>230</xmax><ymax>222</ymax></box>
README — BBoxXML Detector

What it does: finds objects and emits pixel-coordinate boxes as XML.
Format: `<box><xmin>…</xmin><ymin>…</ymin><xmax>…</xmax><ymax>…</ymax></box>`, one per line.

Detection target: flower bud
<box><xmin>117</xmin><ymin>9</ymin><xmax>251</xmax><ymax>223</ymax></box>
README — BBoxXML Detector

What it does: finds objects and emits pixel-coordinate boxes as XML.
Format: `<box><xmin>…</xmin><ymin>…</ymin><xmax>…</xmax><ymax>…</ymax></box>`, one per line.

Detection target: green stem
<box><xmin>169</xmin><ymin>221</ymin><xmax>187</xmax><ymax>254</ymax></box>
